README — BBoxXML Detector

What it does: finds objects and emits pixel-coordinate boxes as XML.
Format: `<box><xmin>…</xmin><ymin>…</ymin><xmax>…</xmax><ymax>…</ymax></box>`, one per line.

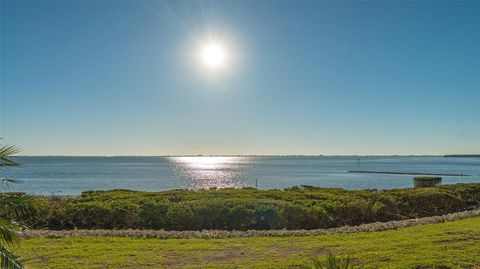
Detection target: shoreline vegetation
<box><xmin>22</xmin><ymin>208</ymin><xmax>480</xmax><ymax>239</ymax></box>
<box><xmin>12</xmin><ymin>183</ymin><xmax>480</xmax><ymax>231</ymax></box>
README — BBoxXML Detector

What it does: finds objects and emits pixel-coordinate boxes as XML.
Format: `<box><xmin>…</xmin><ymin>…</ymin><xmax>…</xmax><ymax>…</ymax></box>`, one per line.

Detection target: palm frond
<box><xmin>312</xmin><ymin>252</ymin><xmax>358</xmax><ymax>269</ymax></box>
<box><xmin>0</xmin><ymin>179</ymin><xmax>23</xmax><ymax>189</ymax></box>
<box><xmin>0</xmin><ymin>144</ymin><xmax>24</xmax><ymax>269</ymax></box>
<box><xmin>312</xmin><ymin>256</ymin><xmax>325</xmax><ymax>269</ymax></box>
<box><xmin>0</xmin><ymin>195</ymin><xmax>31</xmax><ymax>219</ymax></box>
<box><xmin>0</xmin><ymin>219</ymin><xmax>19</xmax><ymax>247</ymax></box>
<box><xmin>0</xmin><ymin>246</ymin><xmax>23</xmax><ymax>269</ymax></box>
<box><xmin>0</xmin><ymin>146</ymin><xmax>21</xmax><ymax>168</ymax></box>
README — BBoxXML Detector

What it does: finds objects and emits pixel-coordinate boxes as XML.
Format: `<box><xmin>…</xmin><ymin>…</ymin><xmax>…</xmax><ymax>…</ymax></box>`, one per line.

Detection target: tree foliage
<box><xmin>0</xmin><ymin>145</ymin><xmax>27</xmax><ymax>269</ymax></box>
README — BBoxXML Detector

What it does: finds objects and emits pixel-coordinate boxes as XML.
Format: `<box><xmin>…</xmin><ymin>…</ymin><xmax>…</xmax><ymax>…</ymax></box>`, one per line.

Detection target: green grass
<box><xmin>18</xmin><ymin>217</ymin><xmax>480</xmax><ymax>268</ymax></box>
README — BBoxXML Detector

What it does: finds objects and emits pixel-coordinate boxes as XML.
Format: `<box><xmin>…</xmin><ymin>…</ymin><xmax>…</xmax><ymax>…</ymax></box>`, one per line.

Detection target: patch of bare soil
<box><xmin>434</xmin><ymin>234</ymin><xmax>480</xmax><ymax>244</ymax></box>
<box><xmin>163</xmin><ymin>246</ymin><xmax>326</xmax><ymax>268</ymax></box>
<box><xmin>413</xmin><ymin>261</ymin><xmax>480</xmax><ymax>269</ymax></box>
<box><xmin>163</xmin><ymin>248</ymin><xmax>260</xmax><ymax>268</ymax></box>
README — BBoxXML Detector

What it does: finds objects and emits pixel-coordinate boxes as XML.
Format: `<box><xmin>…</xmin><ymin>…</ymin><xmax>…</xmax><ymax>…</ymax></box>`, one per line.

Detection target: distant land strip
<box><xmin>348</xmin><ymin>170</ymin><xmax>470</xmax><ymax>177</ymax></box>
<box><xmin>21</xmin><ymin>208</ymin><xmax>480</xmax><ymax>239</ymax></box>
<box><xmin>443</xmin><ymin>154</ymin><xmax>480</xmax><ymax>157</ymax></box>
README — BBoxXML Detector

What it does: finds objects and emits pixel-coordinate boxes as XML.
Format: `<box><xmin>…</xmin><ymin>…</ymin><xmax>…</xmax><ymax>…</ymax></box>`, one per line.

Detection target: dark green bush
<box><xmin>138</xmin><ymin>201</ymin><xmax>169</xmax><ymax>229</ymax></box>
<box><xmin>413</xmin><ymin>177</ymin><xmax>442</xmax><ymax>188</ymax></box>
<box><xmin>13</xmin><ymin>183</ymin><xmax>480</xmax><ymax>231</ymax></box>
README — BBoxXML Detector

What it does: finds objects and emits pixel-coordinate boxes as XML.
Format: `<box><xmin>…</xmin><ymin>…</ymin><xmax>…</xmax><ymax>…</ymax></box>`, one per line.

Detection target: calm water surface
<box><xmin>2</xmin><ymin>156</ymin><xmax>479</xmax><ymax>195</ymax></box>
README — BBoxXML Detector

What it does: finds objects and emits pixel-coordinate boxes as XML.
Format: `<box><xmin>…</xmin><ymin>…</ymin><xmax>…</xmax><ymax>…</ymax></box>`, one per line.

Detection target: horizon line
<box><xmin>12</xmin><ymin>154</ymin><xmax>480</xmax><ymax>157</ymax></box>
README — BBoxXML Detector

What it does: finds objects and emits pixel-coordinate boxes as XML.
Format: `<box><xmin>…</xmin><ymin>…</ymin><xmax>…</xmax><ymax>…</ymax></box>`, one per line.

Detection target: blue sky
<box><xmin>1</xmin><ymin>1</ymin><xmax>479</xmax><ymax>156</ymax></box>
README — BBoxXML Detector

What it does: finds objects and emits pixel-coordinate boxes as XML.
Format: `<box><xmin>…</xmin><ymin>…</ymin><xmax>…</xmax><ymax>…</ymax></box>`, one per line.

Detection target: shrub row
<box><xmin>12</xmin><ymin>183</ymin><xmax>480</xmax><ymax>231</ymax></box>
<box><xmin>21</xmin><ymin>208</ymin><xmax>480</xmax><ymax>239</ymax></box>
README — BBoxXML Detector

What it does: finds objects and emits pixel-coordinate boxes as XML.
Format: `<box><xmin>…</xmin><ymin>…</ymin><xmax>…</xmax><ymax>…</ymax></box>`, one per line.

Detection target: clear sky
<box><xmin>1</xmin><ymin>1</ymin><xmax>479</xmax><ymax>156</ymax></box>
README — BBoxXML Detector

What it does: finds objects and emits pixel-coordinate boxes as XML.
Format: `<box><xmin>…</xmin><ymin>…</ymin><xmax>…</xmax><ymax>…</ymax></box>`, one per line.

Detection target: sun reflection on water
<box><xmin>174</xmin><ymin>156</ymin><xmax>235</xmax><ymax>169</ymax></box>
<box><xmin>169</xmin><ymin>156</ymin><xmax>248</xmax><ymax>189</ymax></box>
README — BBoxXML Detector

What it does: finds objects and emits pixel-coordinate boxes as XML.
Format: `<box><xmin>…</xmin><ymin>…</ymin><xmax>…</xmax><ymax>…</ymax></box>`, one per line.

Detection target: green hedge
<box><xmin>14</xmin><ymin>183</ymin><xmax>480</xmax><ymax>231</ymax></box>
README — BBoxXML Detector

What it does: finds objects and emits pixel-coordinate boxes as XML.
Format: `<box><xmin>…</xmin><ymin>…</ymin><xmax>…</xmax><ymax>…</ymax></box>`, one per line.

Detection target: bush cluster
<box><xmin>413</xmin><ymin>177</ymin><xmax>443</xmax><ymax>188</ymax></box>
<box><xmin>21</xmin><ymin>209</ymin><xmax>480</xmax><ymax>239</ymax></box>
<box><xmin>13</xmin><ymin>183</ymin><xmax>480</xmax><ymax>231</ymax></box>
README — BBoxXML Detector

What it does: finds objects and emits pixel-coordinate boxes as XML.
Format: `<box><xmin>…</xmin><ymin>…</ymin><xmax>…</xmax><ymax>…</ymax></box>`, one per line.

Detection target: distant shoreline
<box><xmin>443</xmin><ymin>154</ymin><xmax>480</xmax><ymax>158</ymax></box>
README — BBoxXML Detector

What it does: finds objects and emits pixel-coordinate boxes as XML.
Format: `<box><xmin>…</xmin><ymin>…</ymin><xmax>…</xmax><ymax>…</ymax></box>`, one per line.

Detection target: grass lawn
<box><xmin>19</xmin><ymin>217</ymin><xmax>480</xmax><ymax>269</ymax></box>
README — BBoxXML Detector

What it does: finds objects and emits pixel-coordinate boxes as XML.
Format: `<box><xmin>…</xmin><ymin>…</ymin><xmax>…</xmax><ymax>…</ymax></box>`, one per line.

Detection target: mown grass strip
<box><xmin>17</xmin><ymin>216</ymin><xmax>480</xmax><ymax>268</ymax></box>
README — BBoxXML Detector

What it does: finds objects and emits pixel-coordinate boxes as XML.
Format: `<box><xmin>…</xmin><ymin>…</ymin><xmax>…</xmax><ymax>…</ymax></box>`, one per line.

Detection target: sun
<box><xmin>201</xmin><ymin>42</ymin><xmax>226</xmax><ymax>69</ymax></box>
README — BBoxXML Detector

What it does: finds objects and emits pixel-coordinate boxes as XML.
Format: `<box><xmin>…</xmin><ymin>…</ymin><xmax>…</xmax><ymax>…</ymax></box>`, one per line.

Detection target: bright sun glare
<box><xmin>201</xmin><ymin>42</ymin><xmax>226</xmax><ymax>69</ymax></box>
